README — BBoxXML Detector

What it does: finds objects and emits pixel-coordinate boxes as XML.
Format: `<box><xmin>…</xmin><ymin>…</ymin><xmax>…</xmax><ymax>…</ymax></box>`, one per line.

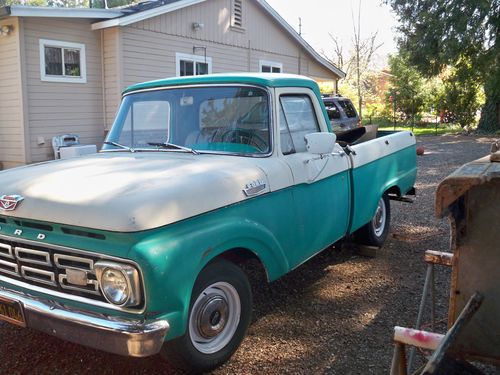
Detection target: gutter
<box><xmin>5</xmin><ymin>5</ymin><xmax>123</xmax><ymax>19</ymax></box>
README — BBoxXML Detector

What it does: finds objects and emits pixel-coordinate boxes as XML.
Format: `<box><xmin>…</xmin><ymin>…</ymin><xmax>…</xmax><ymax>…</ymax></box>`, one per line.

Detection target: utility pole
<box><xmin>356</xmin><ymin>4</ymin><xmax>362</xmax><ymax>121</ymax></box>
<box><xmin>298</xmin><ymin>17</ymin><xmax>302</xmax><ymax>36</ymax></box>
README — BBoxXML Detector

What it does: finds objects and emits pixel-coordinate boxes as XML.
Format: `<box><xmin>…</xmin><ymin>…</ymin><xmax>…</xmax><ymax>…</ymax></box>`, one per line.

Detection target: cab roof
<box><xmin>123</xmin><ymin>73</ymin><xmax>321</xmax><ymax>95</ymax></box>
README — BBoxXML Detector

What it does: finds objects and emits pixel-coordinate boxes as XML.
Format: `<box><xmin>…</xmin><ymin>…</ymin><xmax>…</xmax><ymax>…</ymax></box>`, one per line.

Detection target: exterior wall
<box><xmin>119</xmin><ymin>0</ymin><xmax>338</xmax><ymax>87</ymax></box>
<box><xmin>102</xmin><ymin>27</ymin><xmax>121</xmax><ymax>130</ymax></box>
<box><xmin>22</xmin><ymin>17</ymin><xmax>104</xmax><ymax>162</ymax></box>
<box><xmin>0</xmin><ymin>17</ymin><xmax>27</xmax><ymax>169</ymax></box>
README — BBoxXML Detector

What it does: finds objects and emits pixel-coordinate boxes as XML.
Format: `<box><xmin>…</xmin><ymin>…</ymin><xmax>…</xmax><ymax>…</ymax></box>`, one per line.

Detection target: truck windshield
<box><xmin>103</xmin><ymin>86</ymin><xmax>271</xmax><ymax>155</ymax></box>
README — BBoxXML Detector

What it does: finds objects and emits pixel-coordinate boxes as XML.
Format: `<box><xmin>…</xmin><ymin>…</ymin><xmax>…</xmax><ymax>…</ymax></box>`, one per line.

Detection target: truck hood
<box><xmin>0</xmin><ymin>152</ymin><xmax>270</xmax><ymax>232</ymax></box>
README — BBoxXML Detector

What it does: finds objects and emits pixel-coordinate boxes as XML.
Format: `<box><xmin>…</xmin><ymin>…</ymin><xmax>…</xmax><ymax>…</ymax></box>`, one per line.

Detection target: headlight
<box><xmin>95</xmin><ymin>261</ymin><xmax>142</xmax><ymax>307</ymax></box>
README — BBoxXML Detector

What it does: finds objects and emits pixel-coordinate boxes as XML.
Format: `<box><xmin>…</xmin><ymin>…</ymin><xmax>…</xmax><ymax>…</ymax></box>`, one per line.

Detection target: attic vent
<box><xmin>231</xmin><ymin>0</ymin><xmax>243</xmax><ymax>28</ymax></box>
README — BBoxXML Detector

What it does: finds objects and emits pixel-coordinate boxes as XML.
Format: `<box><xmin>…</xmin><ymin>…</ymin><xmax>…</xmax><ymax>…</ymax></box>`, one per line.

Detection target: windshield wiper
<box><xmin>103</xmin><ymin>141</ymin><xmax>135</xmax><ymax>152</ymax></box>
<box><xmin>147</xmin><ymin>142</ymin><xmax>199</xmax><ymax>155</ymax></box>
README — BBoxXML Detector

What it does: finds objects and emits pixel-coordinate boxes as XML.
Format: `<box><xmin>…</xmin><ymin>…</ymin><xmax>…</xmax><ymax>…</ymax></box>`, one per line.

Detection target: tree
<box><xmin>325</xmin><ymin>0</ymin><xmax>382</xmax><ymax>120</ymax></box>
<box><xmin>386</xmin><ymin>0</ymin><xmax>500</xmax><ymax>132</ymax></box>
<box><xmin>387</xmin><ymin>53</ymin><xmax>427</xmax><ymax>121</ymax></box>
<box><xmin>1</xmin><ymin>0</ymin><xmax>47</xmax><ymax>5</ymax></box>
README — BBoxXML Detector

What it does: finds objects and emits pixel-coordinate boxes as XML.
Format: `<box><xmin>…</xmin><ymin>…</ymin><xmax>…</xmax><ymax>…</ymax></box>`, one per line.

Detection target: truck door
<box><xmin>276</xmin><ymin>88</ymin><xmax>351</xmax><ymax>268</ymax></box>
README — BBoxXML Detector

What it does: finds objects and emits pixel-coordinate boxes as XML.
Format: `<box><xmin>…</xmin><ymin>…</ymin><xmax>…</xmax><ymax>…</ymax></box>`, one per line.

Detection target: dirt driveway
<box><xmin>0</xmin><ymin>135</ymin><xmax>496</xmax><ymax>375</ymax></box>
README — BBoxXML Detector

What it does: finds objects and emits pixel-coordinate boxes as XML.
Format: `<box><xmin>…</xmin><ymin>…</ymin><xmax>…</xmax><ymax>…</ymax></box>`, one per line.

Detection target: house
<box><xmin>0</xmin><ymin>0</ymin><xmax>345</xmax><ymax>169</ymax></box>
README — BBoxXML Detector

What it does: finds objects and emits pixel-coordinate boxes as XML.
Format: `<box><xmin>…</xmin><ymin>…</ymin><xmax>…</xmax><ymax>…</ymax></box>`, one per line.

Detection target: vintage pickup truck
<box><xmin>0</xmin><ymin>73</ymin><xmax>416</xmax><ymax>371</ymax></box>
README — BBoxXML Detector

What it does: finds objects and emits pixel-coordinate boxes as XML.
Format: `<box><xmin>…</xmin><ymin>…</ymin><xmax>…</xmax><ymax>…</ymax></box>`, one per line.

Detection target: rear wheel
<box><xmin>355</xmin><ymin>193</ymin><xmax>391</xmax><ymax>247</ymax></box>
<box><xmin>161</xmin><ymin>259</ymin><xmax>252</xmax><ymax>372</ymax></box>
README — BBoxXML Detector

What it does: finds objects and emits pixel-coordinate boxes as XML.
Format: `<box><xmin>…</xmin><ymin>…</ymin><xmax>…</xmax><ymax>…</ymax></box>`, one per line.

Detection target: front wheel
<box><xmin>161</xmin><ymin>259</ymin><xmax>252</xmax><ymax>372</ymax></box>
<box><xmin>355</xmin><ymin>193</ymin><xmax>391</xmax><ymax>247</ymax></box>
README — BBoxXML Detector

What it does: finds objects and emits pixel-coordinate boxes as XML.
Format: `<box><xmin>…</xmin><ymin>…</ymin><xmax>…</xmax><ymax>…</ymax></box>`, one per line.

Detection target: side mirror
<box><xmin>304</xmin><ymin>132</ymin><xmax>337</xmax><ymax>155</ymax></box>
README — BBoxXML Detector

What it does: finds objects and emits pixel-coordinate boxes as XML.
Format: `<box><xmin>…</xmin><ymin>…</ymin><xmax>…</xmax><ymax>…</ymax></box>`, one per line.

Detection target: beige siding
<box><xmin>303</xmin><ymin>55</ymin><xmax>339</xmax><ymax>81</ymax></box>
<box><xmin>121</xmin><ymin>27</ymin><xmax>249</xmax><ymax>87</ymax></box>
<box><xmin>23</xmin><ymin>18</ymin><xmax>104</xmax><ymax>162</ymax></box>
<box><xmin>0</xmin><ymin>17</ymin><xmax>26</xmax><ymax>169</ymax></box>
<box><xmin>103</xmin><ymin>27</ymin><xmax>121</xmax><ymax>130</ymax></box>
<box><xmin>130</xmin><ymin>0</ymin><xmax>299</xmax><ymax>57</ymax></box>
<box><xmin>121</xmin><ymin>0</ymin><xmax>338</xmax><ymax>77</ymax></box>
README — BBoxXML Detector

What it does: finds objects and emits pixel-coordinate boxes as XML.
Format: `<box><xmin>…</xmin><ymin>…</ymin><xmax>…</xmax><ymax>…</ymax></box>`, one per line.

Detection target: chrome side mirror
<box><xmin>304</xmin><ymin>132</ymin><xmax>337</xmax><ymax>155</ymax></box>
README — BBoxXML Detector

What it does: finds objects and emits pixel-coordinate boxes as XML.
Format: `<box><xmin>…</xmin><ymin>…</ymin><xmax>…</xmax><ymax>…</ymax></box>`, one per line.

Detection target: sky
<box><xmin>265</xmin><ymin>0</ymin><xmax>400</xmax><ymax>69</ymax></box>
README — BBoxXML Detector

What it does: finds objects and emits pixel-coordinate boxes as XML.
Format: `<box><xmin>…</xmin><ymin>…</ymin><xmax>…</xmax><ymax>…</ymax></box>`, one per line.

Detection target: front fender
<box><xmin>129</xmin><ymin>212</ymin><xmax>290</xmax><ymax>340</ymax></box>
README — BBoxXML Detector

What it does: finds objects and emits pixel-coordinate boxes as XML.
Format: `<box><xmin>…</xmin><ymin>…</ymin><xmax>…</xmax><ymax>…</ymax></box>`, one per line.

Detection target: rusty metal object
<box><xmin>435</xmin><ymin>153</ymin><xmax>500</xmax><ymax>365</ymax></box>
<box><xmin>390</xmin><ymin>343</ymin><xmax>408</xmax><ymax>375</ymax></box>
<box><xmin>391</xmin><ymin>151</ymin><xmax>500</xmax><ymax>374</ymax></box>
<box><xmin>424</xmin><ymin>250</ymin><xmax>453</xmax><ymax>266</ymax></box>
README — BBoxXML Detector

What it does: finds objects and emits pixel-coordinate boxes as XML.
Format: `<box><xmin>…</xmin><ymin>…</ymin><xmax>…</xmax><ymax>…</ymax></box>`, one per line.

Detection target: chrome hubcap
<box><xmin>197</xmin><ymin>296</ymin><xmax>228</xmax><ymax>338</ymax></box>
<box><xmin>372</xmin><ymin>197</ymin><xmax>386</xmax><ymax>237</ymax></box>
<box><xmin>189</xmin><ymin>282</ymin><xmax>241</xmax><ymax>354</ymax></box>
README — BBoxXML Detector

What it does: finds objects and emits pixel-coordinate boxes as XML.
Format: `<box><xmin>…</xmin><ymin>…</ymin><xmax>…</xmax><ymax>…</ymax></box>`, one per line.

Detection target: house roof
<box><xmin>123</xmin><ymin>72</ymin><xmax>322</xmax><ymax>94</ymax></box>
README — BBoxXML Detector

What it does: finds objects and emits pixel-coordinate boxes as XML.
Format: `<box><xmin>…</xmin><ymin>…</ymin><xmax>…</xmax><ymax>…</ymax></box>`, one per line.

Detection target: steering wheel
<box><xmin>220</xmin><ymin>128</ymin><xmax>268</xmax><ymax>152</ymax></box>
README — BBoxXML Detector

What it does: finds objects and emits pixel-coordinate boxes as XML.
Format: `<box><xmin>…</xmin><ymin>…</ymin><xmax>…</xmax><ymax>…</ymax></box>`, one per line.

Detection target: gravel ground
<box><xmin>0</xmin><ymin>135</ymin><xmax>498</xmax><ymax>375</ymax></box>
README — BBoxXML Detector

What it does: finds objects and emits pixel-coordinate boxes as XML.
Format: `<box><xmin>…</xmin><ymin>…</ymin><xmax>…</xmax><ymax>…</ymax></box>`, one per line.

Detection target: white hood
<box><xmin>0</xmin><ymin>152</ymin><xmax>271</xmax><ymax>232</ymax></box>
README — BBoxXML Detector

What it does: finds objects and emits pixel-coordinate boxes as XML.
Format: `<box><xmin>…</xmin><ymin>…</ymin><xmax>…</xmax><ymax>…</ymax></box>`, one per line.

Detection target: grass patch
<box><xmin>377</xmin><ymin>124</ymin><xmax>463</xmax><ymax>136</ymax></box>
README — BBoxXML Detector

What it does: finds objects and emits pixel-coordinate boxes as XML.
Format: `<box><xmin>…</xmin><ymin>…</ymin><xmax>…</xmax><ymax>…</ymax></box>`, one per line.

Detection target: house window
<box><xmin>259</xmin><ymin>60</ymin><xmax>283</xmax><ymax>73</ymax></box>
<box><xmin>231</xmin><ymin>0</ymin><xmax>243</xmax><ymax>28</ymax></box>
<box><xmin>39</xmin><ymin>39</ymin><xmax>86</xmax><ymax>83</ymax></box>
<box><xmin>176</xmin><ymin>53</ymin><xmax>212</xmax><ymax>77</ymax></box>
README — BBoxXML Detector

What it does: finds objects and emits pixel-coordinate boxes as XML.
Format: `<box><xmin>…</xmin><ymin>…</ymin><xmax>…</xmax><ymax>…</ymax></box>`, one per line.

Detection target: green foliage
<box><xmin>1</xmin><ymin>0</ymin><xmax>47</xmax><ymax>5</ymax></box>
<box><xmin>477</xmin><ymin>52</ymin><xmax>500</xmax><ymax>133</ymax></box>
<box><xmin>386</xmin><ymin>53</ymin><xmax>427</xmax><ymax>120</ymax></box>
<box><xmin>378</xmin><ymin>124</ymin><xmax>462</xmax><ymax>136</ymax></box>
<box><xmin>386</xmin><ymin>0</ymin><xmax>500</xmax><ymax>132</ymax></box>
<box><xmin>441</xmin><ymin>60</ymin><xmax>484</xmax><ymax>128</ymax></box>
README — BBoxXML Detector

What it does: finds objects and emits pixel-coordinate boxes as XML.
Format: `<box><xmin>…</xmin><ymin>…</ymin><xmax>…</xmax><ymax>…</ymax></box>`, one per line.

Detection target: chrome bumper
<box><xmin>0</xmin><ymin>285</ymin><xmax>169</xmax><ymax>357</ymax></box>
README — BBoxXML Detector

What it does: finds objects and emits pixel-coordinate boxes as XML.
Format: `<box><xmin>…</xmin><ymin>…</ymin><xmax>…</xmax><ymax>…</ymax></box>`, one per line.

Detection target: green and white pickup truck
<box><xmin>0</xmin><ymin>74</ymin><xmax>416</xmax><ymax>371</ymax></box>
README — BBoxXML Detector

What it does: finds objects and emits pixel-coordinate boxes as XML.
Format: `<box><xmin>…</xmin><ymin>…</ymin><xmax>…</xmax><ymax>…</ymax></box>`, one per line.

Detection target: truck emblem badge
<box><xmin>243</xmin><ymin>180</ymin><xmax>267</xmax><ymax>197</ymax></box>
<box><xmin>0</xmin><ymin>195</ymin><xmax>24</xmax><ymax>211</ymax></box>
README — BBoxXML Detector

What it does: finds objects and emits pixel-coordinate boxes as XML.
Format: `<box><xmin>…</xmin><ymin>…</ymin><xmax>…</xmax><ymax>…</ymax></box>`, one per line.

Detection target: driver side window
<box><xmin>279</xmin><ymin>95</ymin><xmax>320</xmax><ymax>154</ymax></box>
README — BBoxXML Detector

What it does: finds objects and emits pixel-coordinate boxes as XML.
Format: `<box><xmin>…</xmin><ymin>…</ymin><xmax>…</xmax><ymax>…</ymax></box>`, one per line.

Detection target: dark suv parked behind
<box><xmin>322</xmin><ymin>96</ymin><xmax>360</xmax><ymax>133</ymax></box>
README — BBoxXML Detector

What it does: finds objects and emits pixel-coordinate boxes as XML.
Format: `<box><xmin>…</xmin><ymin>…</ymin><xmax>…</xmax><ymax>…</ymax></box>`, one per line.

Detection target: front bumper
<box><xmin>0</xmin><ymin>285</ymin><xmax>169</xmax><ymax>357</ymax></box>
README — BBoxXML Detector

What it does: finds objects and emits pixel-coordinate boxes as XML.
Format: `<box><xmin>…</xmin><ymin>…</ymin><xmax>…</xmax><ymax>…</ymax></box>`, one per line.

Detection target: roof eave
<box><xmin>92</xmin><ymin>0</ymin><xmax>206</xmax><ymax>30</ymax></box>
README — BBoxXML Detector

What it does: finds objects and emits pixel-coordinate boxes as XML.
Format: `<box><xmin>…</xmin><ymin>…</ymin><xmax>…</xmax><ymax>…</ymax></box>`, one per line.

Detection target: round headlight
<box><xmin>101</xmin><ymin>268</ymin><xmax>130</xmax><ymax>305</ymax></box>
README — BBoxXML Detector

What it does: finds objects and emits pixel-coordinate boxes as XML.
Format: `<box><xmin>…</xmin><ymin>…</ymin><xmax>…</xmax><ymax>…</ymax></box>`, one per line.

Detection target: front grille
<box><xmin>0</xmin><ymin>238</ymin><xmax>105</xmax><ymax>302</ymax></box>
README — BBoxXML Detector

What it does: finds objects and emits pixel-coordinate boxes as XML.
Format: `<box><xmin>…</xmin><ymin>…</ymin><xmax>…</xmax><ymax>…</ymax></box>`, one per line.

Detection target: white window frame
<box><xmin>259</xmin><ymin>60</ymin><xmax>283</xmax><ymax>73</ymax></box>
<box><xmin>39</xmin><ymin>39</ymin><xmax>87</xmax><ymax>83</ymax></box>
<box><xmin>175</xmin><ymin>53</ymin><xmax>213</xmax><ymax>77</ymax></box>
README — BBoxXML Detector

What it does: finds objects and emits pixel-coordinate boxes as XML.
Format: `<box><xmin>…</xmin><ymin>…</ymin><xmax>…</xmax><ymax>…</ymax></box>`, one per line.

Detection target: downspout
<box><xmin>247</xmin><ymin>39</ymin><xmax>251</xmax><ymax>71</ymax></box>
<box><xmin>100</xmin><ymin>29</ymin><xmax>107</xmax><ymax>137</ymax></box>
<box><xmin>298</xmin><ymin>48</ymin><xmax>301</xmax><ymax>75</ymax></box>
<box><xmin>17</xmin><ymin>17</ymin><xmax>32</xmax><ymax>164</ymax></box>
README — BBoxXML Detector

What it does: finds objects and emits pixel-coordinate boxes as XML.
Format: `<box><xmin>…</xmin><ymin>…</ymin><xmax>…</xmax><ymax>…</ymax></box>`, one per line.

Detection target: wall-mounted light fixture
<box><xmin>192</xmin><ymin>22</ymin><xmax>204</xmax><ymax>31</ymax></box>
<box><xmin>0</xmin><ymin>25</ymin><xmax>13</xmax><ymax>37</ymax></box>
